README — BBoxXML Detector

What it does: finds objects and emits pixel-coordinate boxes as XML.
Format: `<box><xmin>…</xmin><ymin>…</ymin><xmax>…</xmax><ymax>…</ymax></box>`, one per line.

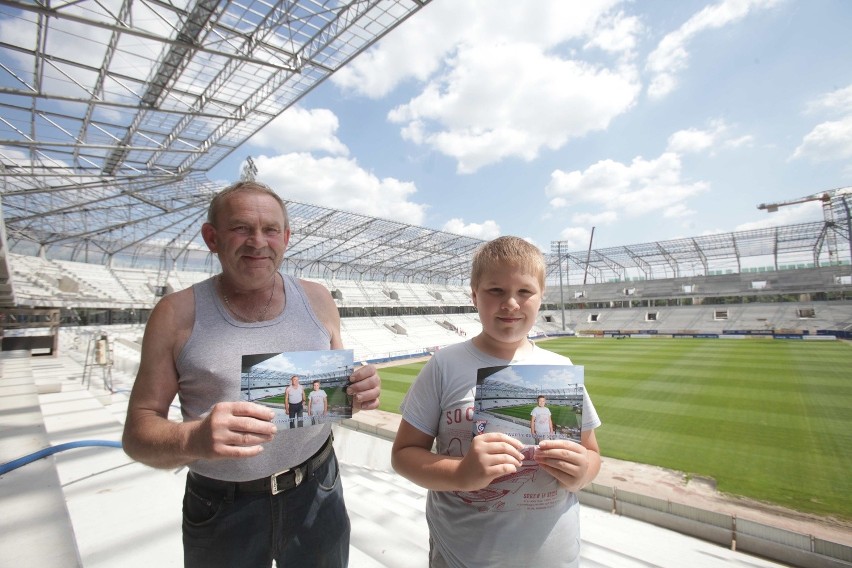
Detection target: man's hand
<box><xmin>348</xmin><ymin>364</ymin><xmax>381</xmax><ymax>411</ymax></box>
<box><xmin>456</xmin><ymin>433</ymin><xmax>525</xmax><ymax>492</ymax></box>
<box><xmin>533</xmin><ymin>439</ymin><xmax>596</xmax><ymax>492</ymax></box>
<box><xmin>187</xmin><ymin>401</ymin><xmax>278</xmax><ymax>460</ymax></box>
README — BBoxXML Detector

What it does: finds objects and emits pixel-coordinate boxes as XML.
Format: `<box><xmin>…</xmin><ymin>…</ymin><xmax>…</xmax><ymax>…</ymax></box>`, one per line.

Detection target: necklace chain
<box><xmin>218</xmin><ymin>274</ymin><xmax>276</xmax><ymax>322</ymax></box>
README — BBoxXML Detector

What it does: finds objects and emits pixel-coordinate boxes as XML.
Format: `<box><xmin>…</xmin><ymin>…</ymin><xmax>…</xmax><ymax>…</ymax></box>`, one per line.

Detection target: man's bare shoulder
<box><xmin>147</xmin><ymin>287</ymin><xmax>196</xmax><ymax>337</ymax></box>
<box><xmin>296</xmin><ymin>277</ymin><xmax>332</xmax><ymax>296</ymax></box>
<box><xmin>294</xmin><ymin>277</ymin><xmax>340</xmax><ymax>346</ymax></box>
<box><xmin>296</xmin><ymin>278</ymin><xmax>336</xmax><ymax>309</ymax></box>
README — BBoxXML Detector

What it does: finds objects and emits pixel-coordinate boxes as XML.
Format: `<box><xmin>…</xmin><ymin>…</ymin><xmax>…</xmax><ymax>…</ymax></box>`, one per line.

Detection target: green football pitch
<box><xmin>493</xmin><ymin>403</ymin><xmax>581</xmax><ymax>430</ymax></box>
<box><xmin>376</xmin><ymin>337</ymin><xmax>852</xmax><ymax>520</ymax></box>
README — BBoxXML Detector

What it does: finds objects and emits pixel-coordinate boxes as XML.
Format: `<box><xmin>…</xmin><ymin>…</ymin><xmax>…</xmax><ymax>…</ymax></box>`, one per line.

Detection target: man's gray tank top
<box><xmin>177</xmin><ymin>274</ymin><xmax>332</xmax><ymax>482</ymax></box>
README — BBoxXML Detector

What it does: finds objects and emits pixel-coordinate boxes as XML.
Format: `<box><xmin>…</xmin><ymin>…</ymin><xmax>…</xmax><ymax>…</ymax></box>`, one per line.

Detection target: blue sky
<box><xmin>212</xmin><ymin>0</ymin><xmax>852</xmax><ymax>252</ymax></box>
<box><xmin>253</xmin><ymin>349</ymin><xmax>353</xmax><ymax>376</ymax></box>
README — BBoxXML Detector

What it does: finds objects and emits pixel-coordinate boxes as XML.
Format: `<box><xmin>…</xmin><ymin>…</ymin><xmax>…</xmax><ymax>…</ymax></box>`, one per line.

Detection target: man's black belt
<box><xmin>189</xmin><ymin>434</ymin><xmax>334</xmax><ymax>496</ymax></box>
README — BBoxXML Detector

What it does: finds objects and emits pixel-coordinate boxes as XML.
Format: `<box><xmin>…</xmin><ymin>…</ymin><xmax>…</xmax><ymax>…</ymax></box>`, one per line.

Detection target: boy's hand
<box><xmin>457</xmin><ymin>433</ymin><xmax>525</xmax><ymax>491</ymax></box>
<box><xmin>533</xmin><ymin>439</ymin><xmax>594</xmax><ymax>492</ymax></box>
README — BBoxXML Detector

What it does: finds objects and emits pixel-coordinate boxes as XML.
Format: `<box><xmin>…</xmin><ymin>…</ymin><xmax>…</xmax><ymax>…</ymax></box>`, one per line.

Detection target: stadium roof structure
<box><xmin>0</xmin><ymin>0</ymin><xmax>445</xmax><ymax>281</ymax></box>
<box><xmin>1</xmin><ymin>0</ymin><xmax>850</xmax><ymax>308</ymax></box>
<box><xmin>549</xmin><ymin>188</ymin><xmax>852</xmax><ymax>285</ymax></box>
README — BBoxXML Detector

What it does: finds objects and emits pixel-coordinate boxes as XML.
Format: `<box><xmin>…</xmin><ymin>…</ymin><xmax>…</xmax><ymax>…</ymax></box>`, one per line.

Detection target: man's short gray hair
<box><xmin>207</xmin><ymin>181</ymin><xmax>289</xmax><ymax>230</ymax></box>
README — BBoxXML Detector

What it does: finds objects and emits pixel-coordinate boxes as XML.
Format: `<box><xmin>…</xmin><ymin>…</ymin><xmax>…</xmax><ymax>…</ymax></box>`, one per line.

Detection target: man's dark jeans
<box><xmin>182</xmin><ymin>451</ymin><xmax>350</xmax><ymax>567</ymax></box>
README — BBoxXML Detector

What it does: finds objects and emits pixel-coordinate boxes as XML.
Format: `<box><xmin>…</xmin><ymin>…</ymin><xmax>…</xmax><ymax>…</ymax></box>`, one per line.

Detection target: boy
<box><xmin>531</xmin><ymin>394</ymin><xmax>554</xmax><ymax>443</ymax></box>
<box><xmin>392</xmin><ymin>236</ymin><xmax>601</xmax><ymax>568</ymax></box>
<box><xmin>308</xmin><ymin>380</ymin><xmax>328</xmax><ymax>425</ymax></box>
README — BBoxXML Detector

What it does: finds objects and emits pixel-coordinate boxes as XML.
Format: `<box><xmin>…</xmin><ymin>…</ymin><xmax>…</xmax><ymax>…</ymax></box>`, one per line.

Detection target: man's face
<box><xmin>201</xmin><ymin>191</ymin><xmax>290</xmax><ymax>287</ymax></box>
<box><xmin>291</xmin><ymin>377</ymin><xmax>299</xmax><ymax>386</ymax></box>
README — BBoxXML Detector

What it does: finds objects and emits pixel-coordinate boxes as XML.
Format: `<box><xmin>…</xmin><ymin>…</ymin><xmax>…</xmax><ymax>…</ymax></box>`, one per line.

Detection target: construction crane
<box><xmin>758</xmin><ymin>187</ymin><xmax>852</xmax><ymax>267</ymax></box>
<box><xmin>757</xmin><ymin>191</ymin><xmax>831</xmax><ymax>213</ymax></box>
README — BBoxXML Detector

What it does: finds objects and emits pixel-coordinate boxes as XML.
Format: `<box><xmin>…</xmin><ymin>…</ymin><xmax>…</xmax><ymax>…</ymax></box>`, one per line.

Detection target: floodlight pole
<box><xmin>557</xmin><ymin>241</ymin><xmax>565</xmax><ymax>331</ymax></box>
<box><xmin>841</xmin><ymin>195</ymin><xmax>852</xmax><ymax>269</ymax></box>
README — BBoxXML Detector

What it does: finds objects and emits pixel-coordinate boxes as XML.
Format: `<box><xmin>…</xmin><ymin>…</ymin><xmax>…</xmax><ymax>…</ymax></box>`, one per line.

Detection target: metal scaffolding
<box><xmin>549</xmin><ymin>188</ymin><xmax>852</xmax><ymax>286</ymax></box>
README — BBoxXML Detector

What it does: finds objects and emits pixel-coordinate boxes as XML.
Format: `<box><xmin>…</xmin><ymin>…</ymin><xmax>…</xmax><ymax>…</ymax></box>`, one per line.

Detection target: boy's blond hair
<box><xmin>470</xmin><ymin>236</ymin><xmax>546</xmax><ymax>290</ymax></box>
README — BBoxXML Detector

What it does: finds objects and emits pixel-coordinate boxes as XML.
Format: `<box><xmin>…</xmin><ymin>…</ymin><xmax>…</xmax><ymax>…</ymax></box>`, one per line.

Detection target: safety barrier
<box><xmin>579</xmin><ymin>483</ymin><xmax>852</xmax><ymax>568</ymax></box>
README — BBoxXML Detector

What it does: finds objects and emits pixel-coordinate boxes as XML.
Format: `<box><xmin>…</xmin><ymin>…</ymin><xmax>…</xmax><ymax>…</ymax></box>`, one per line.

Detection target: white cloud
<box><xmin>791</xmin><ymin>117</ymin><xmax>852</xmax><ymax>162</ymax></box>
<box><xmin>340</xmin><ymin>2</ymin><xmax>641</xmax><ymax>173</ymax></box>
<box><xmin>330</xmin><ymin>2</ymin><xmax>463</xmax><ymax>99</ymax></box>
<box><xmin>389</xmin><ymin>41</ymin><xmax>640</xmax><ymax>173</ymax></box>
<box><xmin>805</xmin><ymin>84</ymin><xmax>852</xmax><ymax>114</ymax></box>
<box><xmin>724</xmin><ymin>134</ymin><xmax>754</xmax><ymax>149</ymax></box>
<box><xmin>442</xmin><ymin>218</ymin><xmax>501</xmax><ymax>240</ymax></box>
<box><xmin>663</xmin><ymin>203</ymin><xmax>695</xmax><ymax>218</ymax></box>
<box><xmin>584</xmin><ymin>10</ymin><xmax>643</xmax><ymax>56</ymax></box>
<box><xmin>311</xmin><ymin>352</ymin><xmax>349</xmax><ymax>372</ymax></box>
<box><xmin>334</xmin><ymin>1</ymin><xmax>627</xmax><ymax>98</ymax></box>
<box><xmin>258</xmin><ymin>355</ymin><xmax>295</xmax><ymax>374</ymax></box>
<box><xmin>556</xmin><ymin>226</ymin><xmax>592</xmax><ymax>250</ymax></box>
<box><xmin>571</xmin><ymin>211</ymin><xmax>619</xmax><ymax>226</ymax></box>
<box><xmin>249</xmin><ymin>107</ymin><xmax>348</xmax><ymax>156</ymax></box>
<box><xmin>666</xmin><ymin>120</ymin><xmax>751</xmax><ymax>155</ymax></box>
<box><xmin>545</xmin><ymin>152</ymin><xmax>709</xmax><ymax>219</ymax></box>
<box><xmin>522</xmin><ymin>237</ymin><xmax>547</xmax><ymax>253</ymax></box>
<box><xmin>667</xmin><ymin>127</ymin><xmax>716</xmax><ymax>154</ymax></box>
<box><xmin>646</xmin><ymin>0</ymin><xmax>781</xmax><ymax>99</ymax></box>
<box><xmin>792</xmin><ymin>84</ymin><xmax>852</xmax><ymax>162</ymax></box>
<box><xmin>254</xmin><ymin>153</ymin><xmax>427</xmax><ymax>225</ymax></box>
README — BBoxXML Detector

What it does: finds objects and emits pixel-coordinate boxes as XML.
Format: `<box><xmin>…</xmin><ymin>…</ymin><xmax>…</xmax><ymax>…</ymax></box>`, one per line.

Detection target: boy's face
<box><xmin>313</xmin><ymin>382</ymin><xmax>320</xmax><ymax>390</ymax></box>
<box><xmin>537</xmin><ymin>397</ymin><xmax>546</xmax><ymax>407</ymax></box>
<box><xmin>471</xmin><ymin>267</ymin><xmax>542</xmax><ymax>356</ymax></box>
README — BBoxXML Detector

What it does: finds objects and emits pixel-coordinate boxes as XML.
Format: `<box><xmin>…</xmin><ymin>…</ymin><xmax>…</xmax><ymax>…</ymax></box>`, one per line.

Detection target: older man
<box><xmin>122</xmin><ymin>180</ymin><xmax>380</xmax><ymax>567</ymax></box>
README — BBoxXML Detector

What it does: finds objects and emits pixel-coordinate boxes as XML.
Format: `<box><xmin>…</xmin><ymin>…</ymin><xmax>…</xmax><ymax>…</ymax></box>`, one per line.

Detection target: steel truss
<box><xmin>549</xmin><ymin>188</ymin><xmax>852</xmax><ymax>286</ymax></box>
<box><xmin>0</xmin><ymin>0</ymin><xmax>431</xmax><ymax>269</ymax></box>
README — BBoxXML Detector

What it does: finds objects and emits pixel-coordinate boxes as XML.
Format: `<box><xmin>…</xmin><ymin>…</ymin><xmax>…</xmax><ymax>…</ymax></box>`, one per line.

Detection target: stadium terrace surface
<box><xmin>3</xmin><ymin>345</ymin><xmax>849</xmax><ymax>567</ymax></box>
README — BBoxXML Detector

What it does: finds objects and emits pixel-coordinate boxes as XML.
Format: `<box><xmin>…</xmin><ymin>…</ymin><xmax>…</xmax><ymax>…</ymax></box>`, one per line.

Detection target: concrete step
<box><xmin>334</xmin><ymin>423</ymin><xmax>430</xmax><ymax>567</ymax></box>
<box><xmin>35</xmin><ymin>358</ymin><xmax>184</xmax><ymax>568</ymax></box>
<box><xmin>342</xmin><ymin>463</ymin><xmax>429</xmax><ymax>567</ymax></box>
<box><xmin>0</xmin><ymin>352</ymin><xmax>82</xmax><ymax>568</ymax></box>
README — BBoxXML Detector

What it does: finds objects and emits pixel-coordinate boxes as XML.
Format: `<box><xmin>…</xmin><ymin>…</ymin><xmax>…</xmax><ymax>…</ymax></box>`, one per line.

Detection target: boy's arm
<box><xmin>392</xmin><ymin>419</ymin><xmax>526</xmax><ymax>492</ymax></box>
<box><xmin>533</xmin><ymin>429</ymin><xmax>601</xmax><ymax>493</ymax></box>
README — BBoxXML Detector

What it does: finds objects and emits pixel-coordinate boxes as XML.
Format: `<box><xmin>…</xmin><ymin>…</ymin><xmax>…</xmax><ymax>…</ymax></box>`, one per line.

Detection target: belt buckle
<box><xmin>270</xmin><ymin>467</ymin><xmax>303</xmax><ymax>495</ymax></box>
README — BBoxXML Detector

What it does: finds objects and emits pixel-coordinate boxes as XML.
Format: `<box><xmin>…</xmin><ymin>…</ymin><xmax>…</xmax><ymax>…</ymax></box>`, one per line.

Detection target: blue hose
<box><xmin>0</xmin><ymin>440</ymin><xmax>123</xmax><ymax>475</ymax></box>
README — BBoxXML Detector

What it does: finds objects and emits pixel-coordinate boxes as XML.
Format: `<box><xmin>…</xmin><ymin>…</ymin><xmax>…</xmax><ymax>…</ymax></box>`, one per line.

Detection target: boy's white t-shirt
<box><xmin>400</xmin><ymin>340</ymin><xmax>601</xmax><ymax>568</ymax></box>
<box><xmin>531</xmin><ymin>405</ymin><xmax>553</xmax><ymax>434</ymax></box>
<box><xmin>308</xmin><ymin>389</ymin><xmax>327</xmax><ymax>414</ymax></box>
